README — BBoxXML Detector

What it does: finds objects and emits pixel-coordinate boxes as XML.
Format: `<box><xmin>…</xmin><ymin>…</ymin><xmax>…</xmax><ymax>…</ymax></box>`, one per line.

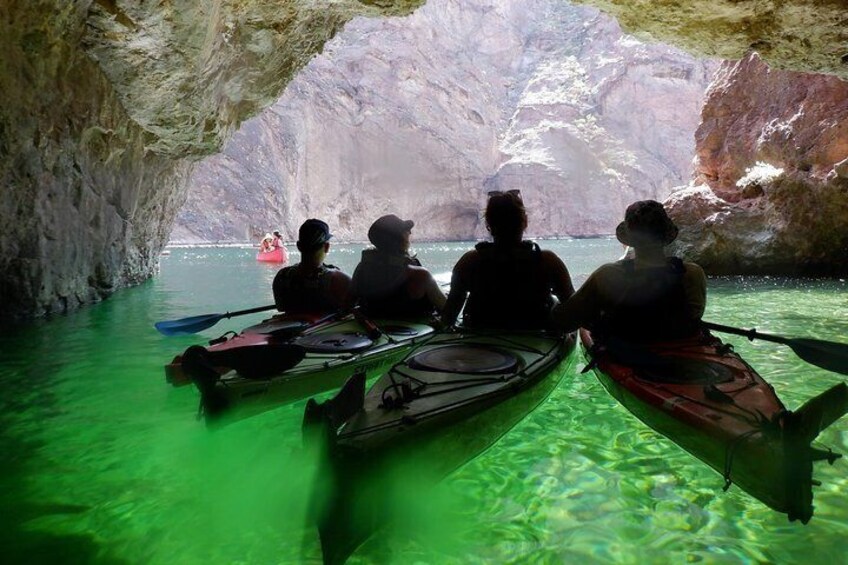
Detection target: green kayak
<box><xmin>302</xmin><ymin>328</ymin><xmax>577</xmax><ymax>564</ymax></box>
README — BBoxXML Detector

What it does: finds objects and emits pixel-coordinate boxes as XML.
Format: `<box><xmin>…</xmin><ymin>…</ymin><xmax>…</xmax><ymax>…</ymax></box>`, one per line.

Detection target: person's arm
<box><xmin>272</xmin><ymin>268</ymin><xmax>288</xmax><ymax>311</ymax></box>
<box><xmin>441</xmin><ymin>253</ymin><xmax>474</xmax><ymax>326</ymax></box>
<box><xmin>683</xmin><ymin>263</ymin><xmax>707</xmax><ymax>321</ymax></box>
<box><xmin>423</xmin><ymin>272</ymin><xmax>447</xmax><ymax>313</ymax></box>
<box><xmin>542</xmin><ymin>251</ymin><xmax>575</xmax><ymax>302</ymax></box>
<box><xmin>551</xmin><ymin>270</ymin><xmax>602</xmax><ymax>333</ymax></box>
<box><xmin>343</xmin><ymin>266</ymin><xmax>362</xmax><ymax>311</ymax></box>
<box><xmin>329</xmin><ymin>271</ymin><xmax>353</xmax><ymax>312</ymax></box>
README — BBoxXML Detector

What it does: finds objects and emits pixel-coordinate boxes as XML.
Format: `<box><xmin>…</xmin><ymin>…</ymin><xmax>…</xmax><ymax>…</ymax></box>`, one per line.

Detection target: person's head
<box><xmin>296</xmin><ymin>219</ymin><xmax>333</xmax><ymax>257</ymax></box>
<box><xmin>368</xmin><ymin>214</ymin><xmax>414</xmax><ymax>254</ymax></box>
<box><xmin>485</xmin><ymin>189</ymin><xmax>527</xmax><ymax>242</ymax></box>
<box><xmin>273</xmin><ymin>230</ymin><xmax>282</xmax><ymax>238</ymax></box>
<box><xmin>615</xmin><ymin>200</ymin><xmax>678</xmax><ymax>249</ymax></box>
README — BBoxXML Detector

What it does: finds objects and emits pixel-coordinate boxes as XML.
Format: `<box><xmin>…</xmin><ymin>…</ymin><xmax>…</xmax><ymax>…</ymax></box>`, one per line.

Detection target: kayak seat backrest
<box><xmin>294</xmin><ymin>332</ymin><xmax>374</xmax><ymax>353</ymax></box>
<box><xmin>634</xmin><ymin>357</ymin><xmax>735</xmax><ymax>385</ymax></box>
<box><xmin>407</xmin><ymin>345</ymin><xmax>519</xmax><ymax>375</ymax></box>
<box><xmin>242</xmin><ymin>319</ymin><xmax>310</xmax><ymax>336</ymax></box>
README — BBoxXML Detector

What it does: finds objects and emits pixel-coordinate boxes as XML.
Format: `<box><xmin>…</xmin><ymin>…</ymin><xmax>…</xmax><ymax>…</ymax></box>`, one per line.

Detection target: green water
<box><xmin>2</xmin><ymin>239</ymin><xmax>847</xmax><ymax>564</ymax></box>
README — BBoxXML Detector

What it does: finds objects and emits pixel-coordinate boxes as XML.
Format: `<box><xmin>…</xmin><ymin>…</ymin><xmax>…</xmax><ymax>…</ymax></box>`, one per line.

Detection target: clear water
<box><xmin>2</xmin><ymin>239</ymin><xmax>847</xmax><ymax>564</ymax></box>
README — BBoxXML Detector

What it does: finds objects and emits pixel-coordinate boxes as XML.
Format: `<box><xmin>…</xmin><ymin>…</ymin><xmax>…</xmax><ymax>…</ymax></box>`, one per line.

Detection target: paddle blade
<box><xmin>791</xmin><ymin>382</ymin><xmax>848</xmax><ymax>440</ymax></box>
<box><xmin>154</xmin><ymin>313</ymin><xmax>225</xmax><ymax>336</ymax></box>
<box><xmin>788</xmin><ymin>338</ymin><xmax>848</xmax><ymax>376</ymax></box>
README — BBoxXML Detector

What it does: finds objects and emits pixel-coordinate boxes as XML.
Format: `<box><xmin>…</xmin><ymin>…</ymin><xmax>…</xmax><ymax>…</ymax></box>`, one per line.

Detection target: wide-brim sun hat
<box><xmin>615</xmin><ymin>200</ymin><xmax>679</xmax><ymax>247</ymax></box>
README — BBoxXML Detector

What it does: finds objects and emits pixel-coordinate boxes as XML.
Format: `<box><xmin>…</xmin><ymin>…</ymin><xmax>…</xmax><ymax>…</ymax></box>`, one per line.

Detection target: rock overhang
<box><xmin>2</xmin><ymin>0</ymin><xmax>848</xmax><ymax>321</ymax></box>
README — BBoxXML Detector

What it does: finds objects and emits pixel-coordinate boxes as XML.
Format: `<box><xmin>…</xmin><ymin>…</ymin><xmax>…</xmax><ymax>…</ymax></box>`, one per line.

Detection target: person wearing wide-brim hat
<box><xmin>350</xmin><ymin>214</ymin><xmax>445</xmax><ymax>319</ymax></box>
<box><xmin>273</xmin><ymin>219</ymin><xmax>351</xmax><ymax>315</ymax></box>
<box><xmin>553</xmin><ymin>200</ymin><xmax>706</xmax><ymax>342</ymax></box>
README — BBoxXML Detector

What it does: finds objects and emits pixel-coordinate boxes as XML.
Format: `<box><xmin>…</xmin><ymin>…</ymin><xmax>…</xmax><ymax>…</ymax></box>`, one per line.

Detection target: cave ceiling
<box><xmin>83</xmin><ymin>0</ymin><xmax>847</xmax><ymax>162</ymax></box>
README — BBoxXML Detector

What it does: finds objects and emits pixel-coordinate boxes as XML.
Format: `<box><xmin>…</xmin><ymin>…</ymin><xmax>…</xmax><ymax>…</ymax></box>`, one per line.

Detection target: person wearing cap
<box><xmin>271</xmin><ymin>230</ymin><xmax>283</xmax><ymax>249</ymax></box>
<box><xmin>272</xmin><ymin>219</ymin><xmax>351</xmax><ymax>315</ymax></box>
<box><xmin>442</xmin><ymin>190</ymin><xmax>575</xmax><ymax>329</ymax></box>
<box><xmin>552</xmin><ymin>200</ymin><xmax>706</xmax><ymax>341</ymax></box>
<box><xmin>350</xmin><ymin>214</ymin><xmax>446</xmax><ymax>319</ymax></box>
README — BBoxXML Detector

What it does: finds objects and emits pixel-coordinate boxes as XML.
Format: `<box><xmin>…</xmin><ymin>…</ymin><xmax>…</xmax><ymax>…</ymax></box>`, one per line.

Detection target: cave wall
<box><xmin>0</xmin><ymin>2</ymin><xmax>191</xmax><ymax>321</ymax></box>
<box><xmin>0</xmin><ymin>0</ymin><xmax>422</xmax><ymax>321</ymax></box>
<box><xmin>666</xmin><ymin>53</ymin><xmax>848</xmax><ymax>275</ymax></box>
<box><xmin>573</xmin><ymin>0</ymin><xmax>848</xmax><ymax>276</ymax></box>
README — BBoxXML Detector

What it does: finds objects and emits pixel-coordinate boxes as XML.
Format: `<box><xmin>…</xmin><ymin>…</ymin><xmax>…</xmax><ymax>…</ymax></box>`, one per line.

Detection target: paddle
<box><xmin>155</xmin><ymin>304</ymin><xmax>277</xmax><ymax>336</ymax></box>
<box><xmin>703</xmin><ymin>321</ymin><xmax>848</xmax><ymax>376</ymax></box>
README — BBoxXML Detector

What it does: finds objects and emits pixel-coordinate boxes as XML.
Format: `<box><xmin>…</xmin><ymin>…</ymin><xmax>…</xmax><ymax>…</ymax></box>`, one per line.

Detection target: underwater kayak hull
<box><xmin>180</xmin><ymin>315</ymin><xmax>435</xmax><ymax>425</ymax></box>
<box><xmin>256</xmin><ymin>247</ymin><xmax>287</xmax><ymax>263</ymax></box>
<box><xmin>305</xmin><ymin>329</ymin><xmax>577</xmax><ymax>564</ymax></box>
<box><xmin>580</xmin><ymin>329</ymin><xmax>847</xmax><ymax>523</ymax></box>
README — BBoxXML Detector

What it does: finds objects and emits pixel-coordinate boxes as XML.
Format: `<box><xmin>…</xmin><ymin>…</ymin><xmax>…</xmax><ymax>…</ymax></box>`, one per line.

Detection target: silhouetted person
<box><xmin>273</xmin><ymin>219</ymin><xmax>351</xmax><ymax>315</ymax></box>
<box><xmin>553</xmin><ymin>200</ymin><xmax>706</xmax><ymax>341</ymax></box>
<box><xmin>350</xmin><ymin>214</ymin><xmax>445</xmax><ymax>320</ymax></box>
<box><xmin>442</xmin><ymin>190</ymin><xmax>574</xmax><ymax>329</ymax></box>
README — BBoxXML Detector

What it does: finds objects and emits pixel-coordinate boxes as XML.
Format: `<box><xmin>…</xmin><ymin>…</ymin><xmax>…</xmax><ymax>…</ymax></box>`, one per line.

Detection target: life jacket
<box><xmin>353</xmin><ymin>249</ymin><xmax>434</xmax><ymax>319</ymax></box>
<box><xmin>594</xmin><ymin>257</ymin><xmax>699</xmax><ymax>342</ymax></box>
<box><xmin>273</xmin><ymin>263</ymin><xmax>342</xmax><ymax>314</ymax></box>
<box><xmin>464</xmin><ymin>241</ymin><xmax>553</xmax><ymax>329</ymax></box>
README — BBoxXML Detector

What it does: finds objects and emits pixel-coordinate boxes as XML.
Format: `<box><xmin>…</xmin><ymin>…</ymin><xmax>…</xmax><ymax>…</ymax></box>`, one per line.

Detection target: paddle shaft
<box><xmin>703</xmin><ymin>321</ymin><xmax>789</xmax><ymax>346</ymax></box>
<box><xmin>705</xmin><ymin>320</ymin><xmax>848</xmax><ymax>376</ymax></box>
<box><xmin>222</xmin><ymin>304</ymin><xmax>277</xmax><ymax>319</ymax></box>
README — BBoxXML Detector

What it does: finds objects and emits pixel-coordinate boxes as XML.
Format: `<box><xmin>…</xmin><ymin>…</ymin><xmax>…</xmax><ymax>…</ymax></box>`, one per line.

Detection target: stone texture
<box><xmin>577</xmin><ymin>0</ymin><xmax>848</xmax><ymax>80</ymax></box>
<box><xmin>0</xmin><ymin>0</ymin><xmax>420</xmax><ymax>321</ymax></box>
<box><xmin>174</xmin><ymin>0</ymin><xmax>716</xmax><ymax>243</ymax></box>
<box><xmin>666</xmin><ymin>54</ymin><xmax>848</xmax><ymax>276</ymax></box>
<box><xmin>487</xmin><ymin>10</ymin><xmax>717</xmax><ymax>237</ymax></box>
<box><xmin>3</xmin><ymin>0</ymin><xmax>848</xmax><ymax>321</ymax></box>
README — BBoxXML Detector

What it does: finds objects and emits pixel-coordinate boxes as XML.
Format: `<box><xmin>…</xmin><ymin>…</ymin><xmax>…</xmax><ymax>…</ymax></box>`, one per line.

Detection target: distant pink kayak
<box><xmin>256</xmin><ymin>247</ymin><xmax>287</xmax><ymax>263</ymax></box>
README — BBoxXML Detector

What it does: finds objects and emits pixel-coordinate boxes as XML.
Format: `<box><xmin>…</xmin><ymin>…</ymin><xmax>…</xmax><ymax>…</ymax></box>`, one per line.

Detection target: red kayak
<box><xmin>164</xmin><ymin>312</ymin><xmax>324</xmax><ymax>387</ymax></box>
<box><xmin>256</xmin><ymin>246</ymin><xmax>287</xmax><ymax>263</ymax></box>
<box><xmin>581</xmin><ymin>328</ymin><xmax>847</xmax><ymax>523</ymax></box>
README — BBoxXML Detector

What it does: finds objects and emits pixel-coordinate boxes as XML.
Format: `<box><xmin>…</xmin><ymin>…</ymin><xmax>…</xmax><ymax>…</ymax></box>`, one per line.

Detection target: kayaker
<box><xmin>259</xmin><ymin>233</ymin><xmax>273</xmax><ymax>253</ymax></box>
<box><xmin>442</xmin><ymin>190</ymin><xmax>575</xmax><ymax>329</ymax></box>
<box><xmin>272</xmin><ymin>219</ymin><xmax>351</xmax><ymax>315</ymax></box>
<box><xmin>271</xmin><ymin>230</ymin><xmax>283</xmax><ymax>249</ymax></box>
<box><xmin>552</xmin><ymin>200</ymin><xmax>706</xmax><ymax>341</ymax></box>
<box><xmin>350</xmin><ymin>214</ymin><xmax>446</xmax><ymax>319</ymax></box>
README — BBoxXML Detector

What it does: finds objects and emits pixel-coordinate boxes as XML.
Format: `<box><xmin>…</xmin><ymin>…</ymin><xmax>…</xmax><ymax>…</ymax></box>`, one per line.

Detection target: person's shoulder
<box><xmin>327</xmin><ymin>266</ymin><xmax>352</xmax><ymax>280</ymax></box>
<box><xmin>451</xmin><ymin>249</ymin><xmax>480</xmax><ymax>274</ymax></box>
<box><xmin>539</xmin><ymin>249</ymin><xmax>566</xmax><ymax>264</ymax></box>
<box><xmin>596</xmin><ymin>261</ymin><xmax>626</xmax><ymax>275</ymax></box>
<box><xmin>274</xmin><ymin>264</ymin><xmax>296</xmax><ymax>277</ymax></box>
<box><xmin>682</xmin><ymin>261</ymin><xmax>706</xmax><ymax>280</ymax></box>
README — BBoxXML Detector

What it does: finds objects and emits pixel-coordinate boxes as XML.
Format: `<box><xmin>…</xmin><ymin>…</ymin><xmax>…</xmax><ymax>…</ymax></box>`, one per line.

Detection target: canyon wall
<box><xmin>666</xmin><ymin>54</ymin><xmax>848</xmax><ymax>275</ymax></box>
<box><xmin>2</xmin><ymin>0</ymin><xmax>847</xmax><ymax>321</ymax></box>
<box><xmin>174</xmin><ymin>0</ymin><xmax>717</xmax><ymax>243</ymax></box>
<box><xmin>0</xmin><ymin>0</ymin><xmax>421</xmax><ymax>321</ymax></box>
